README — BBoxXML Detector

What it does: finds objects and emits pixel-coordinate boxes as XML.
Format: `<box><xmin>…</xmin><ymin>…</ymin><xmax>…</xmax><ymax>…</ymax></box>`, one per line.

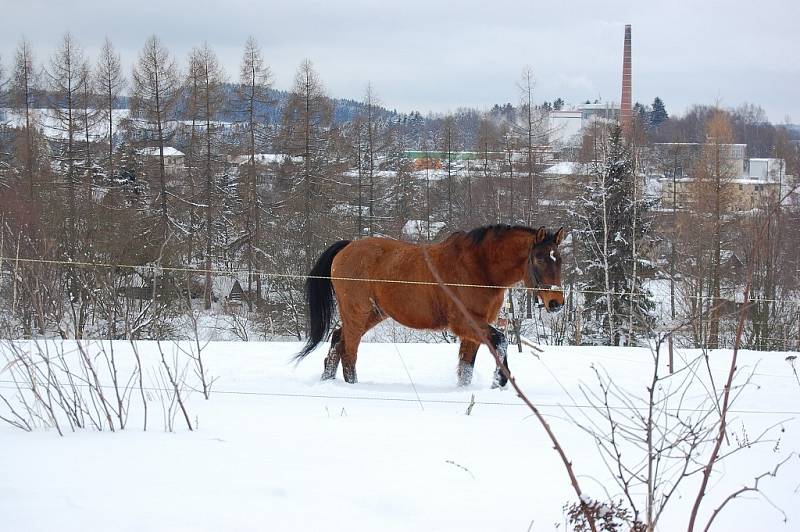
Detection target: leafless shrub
<box><xmin>99</xmin><ymin>340</ymin><xmax>136</xmax><ymax>429</ymax></box>
<box><xmin>564</xmin><ymin>498</ymin><xmax>645</xmax><ymax>532</ymax></box>
<box><xmin>563</xmin><ymin>333</ymin><xmax>787</xmax><ymax>530</ymax></box>
<box><xmin>177</xmin><ymin>306</ymin><xmax>216</xmax><ymax>400</ymax></box>
<box><xmin>225</xmin><ymin>309</ymin><xmax>251</xmax><ymax>342</ymax></box>
<box><xmin>155</xmin><ymin>341</ymin><xmax>193</xmax><ymax>431</ymax></box>
<box><xmin>0</xmin><ymin>334</ymin><xmax>200</xmax><ymax>434</ymax></box>
<box><xmin>130</xmin><ymin>340</ymin><xmax>148</xmax><ymax>430</ymax></box>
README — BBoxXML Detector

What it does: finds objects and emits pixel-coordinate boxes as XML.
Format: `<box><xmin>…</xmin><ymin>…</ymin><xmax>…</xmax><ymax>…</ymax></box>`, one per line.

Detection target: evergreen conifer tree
<box><xmin>650</xmin><ymin>97</ymin><xmax>668</xmax><ymax>127</ymax></box>
<box><xmin>576</xmin><ymin>125</ymin><xmax>656</xmax><ymax>345</ymax></box>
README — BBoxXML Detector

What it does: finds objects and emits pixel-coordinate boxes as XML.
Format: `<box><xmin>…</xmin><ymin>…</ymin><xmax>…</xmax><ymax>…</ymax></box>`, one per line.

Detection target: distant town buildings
<box><xmin>548</xmin><ymin>102</ymin><xmax>621</xmax><ymax>146</ymax></box>
<box><xmin>651</xmin><ymin>143</ymin><xmax>792</xmax><ymax>211</ymax></box>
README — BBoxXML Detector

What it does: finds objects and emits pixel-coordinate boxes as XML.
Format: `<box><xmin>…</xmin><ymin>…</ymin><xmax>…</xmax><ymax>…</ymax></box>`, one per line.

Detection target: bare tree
<box><xmin>77</xmin><ymin>61</ymin><xmax>102</xmax><ymax>172</ymax></box>
<box><xmin>364</xmin><ymin>83</ymin><xmax>380</xmax><ymax>234</ymax></box>
<box><xmin>187</xmin><ymin>44</ymin><xmax>226</xmax><ymax>310</ymax></box>
<box><xmin>9</xmin><ymin>38</ymin><xmax>40</xmax><ymax>198</ymax></box>
<box><xmin>47</xmin><ymin>33</ymin><xmax>91</xmax><ymax>325</ymax></box>
<box><xmin>131</xmin><ymin>35</ymin><xmax>181</xmax><ymax>247</ymax></box>
<box><xmin>440</xmin><ymin>114</ymin><xmax>457</xmax><ymax>227</ymax></box>
<box><xmin>282</xmin><ymin>59</ymin><xmax>331</xmax><ymax>271</ymax></box>
<box><xmin>517</xmin><ymin>67</ymin><xmax>542</xmax><ymax>225</ymax></box>
<box><xmin>685</xmin><ymin>110</ymin><xmax>737</xmax><ymax>348</ymax></box>
<box><xmin>95</xmin><ymin>38</ymin><xmax>125</xmax><ymax>180</ymax></box>
<box><xmin>236</xmin><ymin>36</ymin><xmax>273</xmax><ymax>305</ymax></box>
<box><xmin>48</xmin><ymin>33</ymin><xmax>87</xmax><ymax>190</ymax></box>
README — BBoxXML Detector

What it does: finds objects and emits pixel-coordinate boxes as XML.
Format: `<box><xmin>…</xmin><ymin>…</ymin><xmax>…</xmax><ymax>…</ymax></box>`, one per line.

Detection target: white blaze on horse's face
<box><xmin>529</xmin><ymin>242</ymin><xmax>564</xmax><ymax>313</ymax></box>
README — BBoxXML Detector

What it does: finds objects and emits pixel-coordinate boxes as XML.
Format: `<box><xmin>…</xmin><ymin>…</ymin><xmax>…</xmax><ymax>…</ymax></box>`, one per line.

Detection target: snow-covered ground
<box><xmin>1</xmin><ymin>108</ymin><xmax>130</xmax><ymax>140</ymax></box>
<box><xmin>1</xmin><ymin>340</ymin><xmax>799</xmax><ymax>531</ymax></box>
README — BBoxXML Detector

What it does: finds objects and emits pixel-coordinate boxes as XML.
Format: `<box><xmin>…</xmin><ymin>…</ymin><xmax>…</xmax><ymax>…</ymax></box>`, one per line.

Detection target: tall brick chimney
<box><xmin>620</xmin><ymin>24</ymin><xmax>632</xmax><ymax>135</ymax></box>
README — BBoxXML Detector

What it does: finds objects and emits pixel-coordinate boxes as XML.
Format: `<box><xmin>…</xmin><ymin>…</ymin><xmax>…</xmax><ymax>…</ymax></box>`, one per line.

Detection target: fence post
<box><xmin>12</xmin><ymin>234</ymin><xmax>21</xmax><ymax>314</ymax></box>
<box><xmin>668</xmin><ymin>333</ymin><xmax>674</xmax><ymax>374</ymax></box>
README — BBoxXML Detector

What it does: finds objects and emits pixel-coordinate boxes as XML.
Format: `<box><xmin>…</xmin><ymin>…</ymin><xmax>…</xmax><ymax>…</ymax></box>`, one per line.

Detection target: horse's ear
<box><xmin>535</xmin><ymin>226</ymin><xmax>546</xmax><ymax>243</ymax></box>
<box><xmin>554</xmin><ymin>227</ymin><xmax>565</xmax><ymax>245</ymax></box>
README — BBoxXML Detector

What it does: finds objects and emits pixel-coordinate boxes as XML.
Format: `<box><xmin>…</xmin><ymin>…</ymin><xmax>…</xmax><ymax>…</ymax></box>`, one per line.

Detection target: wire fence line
<box><xmin>2</xmin><ymin>254</ymin><xmax>800</xmax><ymax>306</ymax></box>
<box><xmin>0</xmin><ymin>380</ymin><xmax>796</xmax><ymax>416</ymax></box>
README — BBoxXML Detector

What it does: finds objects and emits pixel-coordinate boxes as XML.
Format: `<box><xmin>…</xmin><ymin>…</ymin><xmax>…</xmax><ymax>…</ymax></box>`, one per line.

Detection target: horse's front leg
<box><xmin>488</xmin><ymin>325</ymin><xmax>509</xmax><ymax>388</ymax></box>
<box><xmin>457</xmin><ymin>339</ymin><xmax>480</xmax><ymax>386</ymax></box>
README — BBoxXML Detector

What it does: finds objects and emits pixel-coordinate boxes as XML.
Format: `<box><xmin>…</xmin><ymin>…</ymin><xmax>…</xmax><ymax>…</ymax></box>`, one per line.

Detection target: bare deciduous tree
<box><xmin>186</xmin><ymin>44</ymin><xmax>226</xmax><ymax>309</ymax></box>
<box><xmin>95</xmin><ymin>38</ymin><xmax>126</xmax><ymax>180</ymax></box>
<box><xmin>236</xmin><ymin>36</ymin><xmax>273</xmax><ymax>305</ymax></box>
<box><xmin>131</xmin><ymin>35</ymin><xmax>181</xmax><ymax>246</ymax></box>
<box><xmin>9</xmin><ymin>38</ymin><xmax>40</xmax><ymax>197</ymax></box>
<box><xmin>282</xmin><ymin>59</ymin><xmax>332</xmax><ymax>270</ymax></box>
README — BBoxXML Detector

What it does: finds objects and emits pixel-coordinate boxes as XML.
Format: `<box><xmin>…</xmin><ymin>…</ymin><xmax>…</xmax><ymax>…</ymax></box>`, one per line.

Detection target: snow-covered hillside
<box><xmin>1</xmin><ymin>341</ymin><xmax>799</xmax><ymax>531</ymax></box>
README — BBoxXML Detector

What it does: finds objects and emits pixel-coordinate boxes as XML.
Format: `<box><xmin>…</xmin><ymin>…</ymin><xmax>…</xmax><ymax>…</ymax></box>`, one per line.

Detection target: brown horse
<box><xmin>295</xmin><ymin>225</ymin><xmax>565</xmax><ymax>387</ymax></box>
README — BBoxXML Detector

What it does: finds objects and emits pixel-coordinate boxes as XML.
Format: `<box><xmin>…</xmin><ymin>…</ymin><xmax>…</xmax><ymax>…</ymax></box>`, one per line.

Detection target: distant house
<box><xmin>228</xmin><ymin>280</ymin><xmax>245</xmax><ymax>303</ymax></box>
<box><xmin>137</xmin><ymin>147</ymin><xmax>185</xmax><ymax>175</ymax></box>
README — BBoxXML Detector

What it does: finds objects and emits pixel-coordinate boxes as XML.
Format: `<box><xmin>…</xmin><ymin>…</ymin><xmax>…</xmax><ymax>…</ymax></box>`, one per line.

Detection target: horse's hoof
<box><xmin>491</xmin><ymin>376</ymin><xmax>508</xmax><ymax>389</ymax></box>
<box><xmin>343</xmin><ymin>367</ymin><xmax>357</xmax><ymax>384</ymax></box>
<box><xmin>457</xmin><ymin>361</ymin><xmax>474</xmax><ymax>387</ymax></box>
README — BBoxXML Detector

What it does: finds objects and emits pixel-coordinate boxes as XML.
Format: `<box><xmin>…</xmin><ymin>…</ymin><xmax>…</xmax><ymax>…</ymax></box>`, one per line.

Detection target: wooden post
<box><xmin>0</xmin><ymin>216</ymin><xmax>4</xmax><ymax>296</ymax></box>
<box><xmin>12</xmin><ymin>234</ymin><xmax>21</xmax><ymax>314</ymax></box>
<box><xmin>668</xmin><ymin>333</ymin><xmax>674</xmax><ymax>374</ymax></box>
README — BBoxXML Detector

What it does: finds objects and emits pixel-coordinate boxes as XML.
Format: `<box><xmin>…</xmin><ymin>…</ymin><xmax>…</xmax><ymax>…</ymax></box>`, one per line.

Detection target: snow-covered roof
<box><xmin>137</xmin><ymin>147</ymin><xmax>185</xmax><ymax>157</ymax></box>
<box><xmin>542</xmin><ymin>161</ymin><xmax>588</xmax><ymax>176</ymax></box>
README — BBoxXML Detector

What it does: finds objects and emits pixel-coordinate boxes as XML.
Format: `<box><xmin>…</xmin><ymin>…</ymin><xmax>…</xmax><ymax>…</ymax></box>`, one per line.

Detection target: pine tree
<box><xmin>576</xmin><ymin>125</ymin><xmax>655</xmax><ymax>345</ymax></box>
<box><xmin>650</xmin><ymin>97</ymin><xmax>668</xmax><ymax>127</ymax></box>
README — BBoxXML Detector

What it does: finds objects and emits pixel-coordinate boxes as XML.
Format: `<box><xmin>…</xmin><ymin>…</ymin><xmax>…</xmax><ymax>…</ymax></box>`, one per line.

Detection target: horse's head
<box><xmin>526</xmin><ymin>226</ymin><xmax>565</xmax><ymax>312</ymax></box>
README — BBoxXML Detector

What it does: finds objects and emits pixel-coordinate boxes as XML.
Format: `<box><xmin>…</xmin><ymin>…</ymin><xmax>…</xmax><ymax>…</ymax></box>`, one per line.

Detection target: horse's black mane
<box><xmin>456</xmin><ymin>224</ymin><xmax>556</xmax><ymax>246</ymax></box>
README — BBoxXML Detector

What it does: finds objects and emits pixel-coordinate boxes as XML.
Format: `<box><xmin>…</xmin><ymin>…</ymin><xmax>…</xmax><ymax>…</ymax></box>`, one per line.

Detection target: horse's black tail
<box><xmin>295</xmin><ymin>240</ymin><xmax>351</xmax><ymax>361</ymax></box>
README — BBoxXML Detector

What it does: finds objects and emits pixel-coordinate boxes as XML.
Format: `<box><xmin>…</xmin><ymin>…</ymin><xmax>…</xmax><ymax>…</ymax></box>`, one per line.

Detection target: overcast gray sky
<box><xmin>2</xmin><ymin>0</ymin><xmax>798</xmax><ymax>122</ymax></box>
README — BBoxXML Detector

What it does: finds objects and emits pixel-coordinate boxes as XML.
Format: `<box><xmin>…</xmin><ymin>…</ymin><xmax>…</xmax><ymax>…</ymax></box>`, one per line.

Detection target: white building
<box><xmin>137</xmin><ymin>147</ymin><xmax>185</xmax><ymax>175</ymax></box>
<box><xmin>548</xmin><ymin>102</ymin><xmax>621</xmax><ymax>146</ymax></box>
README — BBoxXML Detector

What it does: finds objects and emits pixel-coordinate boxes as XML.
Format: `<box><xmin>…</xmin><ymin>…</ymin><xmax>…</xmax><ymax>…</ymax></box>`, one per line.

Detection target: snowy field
<box><xmin>1</xmin><ymin>340</ymin><xmax>799</xmax><ymax>532</ymax></box>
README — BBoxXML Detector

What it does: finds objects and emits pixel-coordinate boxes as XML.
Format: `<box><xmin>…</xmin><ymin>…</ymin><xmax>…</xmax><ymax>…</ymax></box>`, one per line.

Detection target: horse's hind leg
<box><xmin>340</xmin><ymin>325</ymin><xmax>362</xmax><ymax>384</ymax></box>
<box><xmin>340</xmin><ymin>311</ymin><xmax>384</xmax><ymax>384</ymax></box>
<box><xmin>457</xmin><ymin>339</ymin><xmax>480</xmax><ymax>386</ymax></box>
<box><xmin>489</xmin><ymin>326</ymin><xmax>510</xmax><ymax>389</ymax></box>
<box><xmin>321</xmin><ymin>327</ymin><xmax>343</xmax><ymax>381</ymax></box>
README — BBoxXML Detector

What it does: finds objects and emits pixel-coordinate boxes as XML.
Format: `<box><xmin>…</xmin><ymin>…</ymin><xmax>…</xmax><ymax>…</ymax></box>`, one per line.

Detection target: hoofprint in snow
<box><xmin>1</xmin><ymin>341</ymin><xmax>799</xmax><ymax>532</ymax></box>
